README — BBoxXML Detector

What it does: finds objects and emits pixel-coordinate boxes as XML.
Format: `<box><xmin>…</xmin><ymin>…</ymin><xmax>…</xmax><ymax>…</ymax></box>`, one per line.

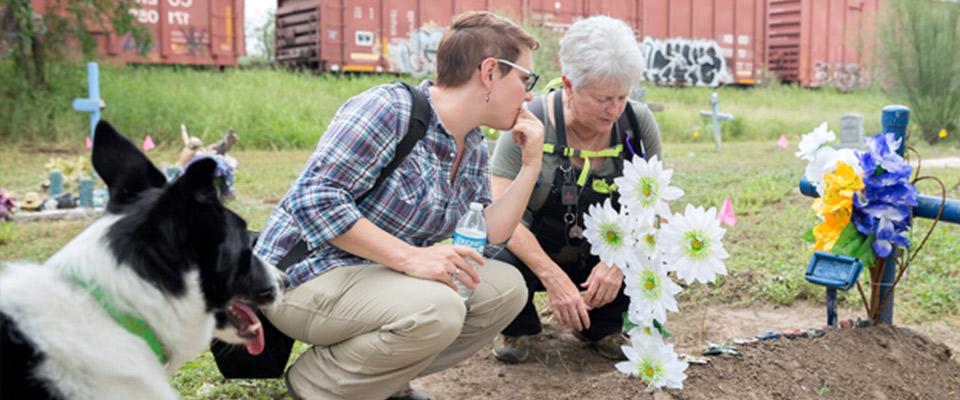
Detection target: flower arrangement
<box><xmin>796</xmin><ymin>123</ymin><xmax>918</xmax><ymax>266</ymax></box>
<box><xmin>582</xmin><ymin>155</ymin><xmax>730</xmax><ymax>390</ymax></box>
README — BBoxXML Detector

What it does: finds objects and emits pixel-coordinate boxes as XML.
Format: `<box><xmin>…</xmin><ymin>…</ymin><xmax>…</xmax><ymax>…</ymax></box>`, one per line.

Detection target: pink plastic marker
<box><xmin>718</xmin><ymin>196</ymin><xmax>737</xmax><ymax>227</ymax></box>
<box><xmin>143</xmin><ymin>135</ymin><xmax>156</xmax><ymax>152</ymax></box>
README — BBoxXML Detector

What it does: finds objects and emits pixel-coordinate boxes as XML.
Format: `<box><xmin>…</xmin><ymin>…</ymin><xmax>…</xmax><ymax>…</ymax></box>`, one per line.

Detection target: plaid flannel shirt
<box><xmin>254</xmin><ymin>81</ymin><xmax>493</xmax><ymax>289</ymax></box>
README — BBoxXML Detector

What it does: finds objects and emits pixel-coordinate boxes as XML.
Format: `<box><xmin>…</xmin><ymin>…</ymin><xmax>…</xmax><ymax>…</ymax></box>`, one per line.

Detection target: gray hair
<box><xmin>560</xmin><ymin>16</ymin><xmax>644</xmax><ymax>90</ymax></box>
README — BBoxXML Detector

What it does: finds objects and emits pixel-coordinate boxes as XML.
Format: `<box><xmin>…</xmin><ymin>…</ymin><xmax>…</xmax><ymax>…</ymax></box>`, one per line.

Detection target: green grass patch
<box><xmin>4</xmin><ymin>61</ymin><xmax>942</xmax><ymax>148</ymax></box>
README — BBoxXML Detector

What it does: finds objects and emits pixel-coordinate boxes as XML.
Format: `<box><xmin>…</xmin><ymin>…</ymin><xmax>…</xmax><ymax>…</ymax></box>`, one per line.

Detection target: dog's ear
<box><xmin>172</xmin><ymin>158</ymin><xmax>218</xmax><ymax>204</ymax></box>
<box><xmin>92</xmin><ymin>120</ymin><xmax>167</xmax><ymax>205</ymax></box>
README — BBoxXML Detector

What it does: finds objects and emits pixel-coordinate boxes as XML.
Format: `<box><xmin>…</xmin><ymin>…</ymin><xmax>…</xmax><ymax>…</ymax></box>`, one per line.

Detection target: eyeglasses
<box><xmin>495</xmin><ymin>58</ymin><xmax>539</xmax><ymax>92</ymax></box>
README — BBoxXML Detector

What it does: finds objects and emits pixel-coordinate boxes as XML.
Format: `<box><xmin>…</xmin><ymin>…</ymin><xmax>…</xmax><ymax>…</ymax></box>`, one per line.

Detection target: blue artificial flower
<box><xmin>852</xmin><ymin>133</ymin><xmax>918</xmax><ymax>258</ymax></box>
<box><xmin>184</xmin><ymin>155</ymin><xmax>237</xmax><ymax>198</ymax></box>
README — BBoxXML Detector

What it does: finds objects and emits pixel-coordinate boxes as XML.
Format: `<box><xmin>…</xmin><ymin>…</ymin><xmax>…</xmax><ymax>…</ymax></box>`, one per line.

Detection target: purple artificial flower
<box><xmin>852</xmin><ymin>133</ymin><xmax>918</xmax><ymax>258</ymax></box>
<box><xmin>0</xmin><ymin>188</ymin><xmax>15</xmax><ymax>221</ymax></box>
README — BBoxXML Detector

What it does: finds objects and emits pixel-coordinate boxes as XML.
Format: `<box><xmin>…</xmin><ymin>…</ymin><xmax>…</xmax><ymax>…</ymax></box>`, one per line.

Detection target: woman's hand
<box><xmin>396</xmin><ymin>245</ymin><xmax>484</xmax><ymax>291</ymax></box>
<box><xmin>512</xmin><ymin>108</ymin><xmax>545</xmax><ymax>168</ymax></box>
<box><xmin>580</xmin><ymin>261</ymin><xmax>623</xmax><ymax>309</ymax></box>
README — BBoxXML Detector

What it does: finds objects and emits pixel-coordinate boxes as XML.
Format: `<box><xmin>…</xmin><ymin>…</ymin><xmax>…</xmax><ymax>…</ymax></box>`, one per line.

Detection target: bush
<box><xmin>878</xmin><ymin>0</ymin><xmax>960</xmax><ymax>144</ymax></box>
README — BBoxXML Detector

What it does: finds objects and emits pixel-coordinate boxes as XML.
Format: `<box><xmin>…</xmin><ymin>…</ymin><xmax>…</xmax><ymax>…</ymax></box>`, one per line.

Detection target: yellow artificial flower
<box><xmin>812</xmin><ymin>162</ymin><xmax>864</xmax><ymax>251</ymax></box>
<box><xmin>938</xmin><ymin>129</ymin><xmax>948</xmax><ymax>139</ymax></box>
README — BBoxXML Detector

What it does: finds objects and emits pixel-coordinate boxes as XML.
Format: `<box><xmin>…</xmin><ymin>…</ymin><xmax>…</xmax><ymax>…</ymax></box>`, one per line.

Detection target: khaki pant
<box><xmin>265</xmin><ymin>259</ymin><xmax>527</xmax><ymax>400</ymax></box>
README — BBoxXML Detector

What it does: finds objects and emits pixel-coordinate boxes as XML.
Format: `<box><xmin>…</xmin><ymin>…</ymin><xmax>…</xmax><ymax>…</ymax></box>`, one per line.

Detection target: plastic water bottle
<box><xmin>452</xmin><ymin>202</ymin><xmax>487</xmax><ymax>301</ymax></box>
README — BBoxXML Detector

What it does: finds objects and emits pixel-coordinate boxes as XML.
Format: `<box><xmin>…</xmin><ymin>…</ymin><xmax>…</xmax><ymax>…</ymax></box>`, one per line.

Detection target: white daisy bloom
<box><xmin>660</xmin><ymin>204</ymin><xmax>729</xmax><ymax>284</ymax></box>
<box><xmin>627</xmin><ymin>325</ymin><xmax>666</xmax><ymax>347</ymax></box>
<box><xmin>624</xmin><ymin>262</ymin><xmax>681</xmax><ymax>325</ymax></box>
<box><xmin>615</xmin><ymin>337</ymin><xmax>688</xmax><ymax>389</ymax></box>
<box><xmin>795</xmin><ymin>121</ymin><xmax>836</xmax><ymax>161</ymax></box>
<box><xmin>583</xmin><ymin>199</ymin><xmax>636</xmax><ymax>269</ymax></box>
<box><xmin>634</xmin><ymin>216</ymin><xmax>660</xmax><ymax>261</ymax></box>
<box><xmin>614</xmin><ymin>155</ymin><xmax>684</xmax><ymax>222</ymax></box>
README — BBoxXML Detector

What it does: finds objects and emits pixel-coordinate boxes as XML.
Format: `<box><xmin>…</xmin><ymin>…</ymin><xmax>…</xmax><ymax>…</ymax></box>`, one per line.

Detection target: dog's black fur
<box><xmin>1</xmin><ymin>121</ymin><xmax>282</xmax><ymax>399</ymax></box>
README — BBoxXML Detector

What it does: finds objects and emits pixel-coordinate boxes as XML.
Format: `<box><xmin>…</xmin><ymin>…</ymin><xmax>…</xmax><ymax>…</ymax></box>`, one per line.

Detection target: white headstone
<box><xmin>838</xmin><ymin>113</ymin><xmax>865</xmax><ymax>149</ymax></box>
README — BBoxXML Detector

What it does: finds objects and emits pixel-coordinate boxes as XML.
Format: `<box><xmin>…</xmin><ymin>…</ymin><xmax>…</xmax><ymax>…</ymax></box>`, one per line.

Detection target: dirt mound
<box><xmin>416</xmin><ymin>305</ymin><xmax>960</xmax><ymax>400</ymax></box>
<box><xmin>566</xmin><ymin>324</ymin><xmax>959</xmax><ymax>400</ymax></box>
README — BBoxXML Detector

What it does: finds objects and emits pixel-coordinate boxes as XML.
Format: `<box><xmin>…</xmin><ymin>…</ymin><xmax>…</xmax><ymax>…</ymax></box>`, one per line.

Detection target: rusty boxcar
<box><xmin>275</xmin><ymin>0</ymin><xmax>768</xmax><ymax>87</ymax></box>
<box><xmin>767</xmin><ymin>0</ymin><xmax>881</xmax><ymax>90</ymax></box>
<box><xmin>25</xmin><ymin>0</ymin><xmax>245</xmax><ymax>67</ymax></box>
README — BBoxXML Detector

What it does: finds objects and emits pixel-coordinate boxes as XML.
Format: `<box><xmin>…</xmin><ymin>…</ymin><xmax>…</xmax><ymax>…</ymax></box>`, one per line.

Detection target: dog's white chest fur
<box><xmin>0</xmin><ymin>218</ymin><xmax>216</xmax><ymax>400</ymax></box>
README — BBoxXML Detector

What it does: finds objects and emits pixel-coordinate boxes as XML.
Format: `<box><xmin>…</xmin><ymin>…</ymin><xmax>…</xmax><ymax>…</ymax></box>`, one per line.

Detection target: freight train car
<box><xmin>21</xmin><ymin>0</ymin><xmax>245</xmax><ymax>67</ymax></box>
<box><xmin>767</xmin><ymin>0</ymin><xmax>881</xmax><ymax>90</ymax></box>
<box><xmin>274</xmin><ymin>0</ymin><xmax>767</xmax><ymax>86</ymax></box>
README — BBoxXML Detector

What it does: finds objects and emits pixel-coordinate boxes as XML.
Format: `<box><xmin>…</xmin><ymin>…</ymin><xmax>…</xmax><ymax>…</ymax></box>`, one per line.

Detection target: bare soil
<box><xmin>415</xmin><ymin>302</ymin><xmax>960</xmax><ymax>399</ymax></box>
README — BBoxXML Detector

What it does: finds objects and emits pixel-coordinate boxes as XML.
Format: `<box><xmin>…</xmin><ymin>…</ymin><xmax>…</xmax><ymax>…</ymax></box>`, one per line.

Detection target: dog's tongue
<box><xmin>231</xmin><ymin>301</ymin><xmax>265</xmax><ymax>356</ymax></box>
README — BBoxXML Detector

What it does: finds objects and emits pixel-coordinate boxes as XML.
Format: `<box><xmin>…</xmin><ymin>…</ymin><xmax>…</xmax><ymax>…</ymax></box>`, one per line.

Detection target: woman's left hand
<box><xmin>511</xmin><ymin>108</ymin><xmax>544</xmax><ymax>168</ymax></box>
<box><xmin>580</xmin><ymin>261</ymin><xmax>623</xmax><ymax>309</ymax></box>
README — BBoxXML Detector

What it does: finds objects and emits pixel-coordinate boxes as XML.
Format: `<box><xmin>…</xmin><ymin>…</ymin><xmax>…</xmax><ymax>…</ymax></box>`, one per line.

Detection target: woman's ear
<box><xmin>561</xmin><ymin>75</ymin><xmax>574</xmax><ymax>98</ymax></box>
<box><xmin>479</xmin><ymin>57</ymin><xmax>498</xmax><ymax>88</ymax></box>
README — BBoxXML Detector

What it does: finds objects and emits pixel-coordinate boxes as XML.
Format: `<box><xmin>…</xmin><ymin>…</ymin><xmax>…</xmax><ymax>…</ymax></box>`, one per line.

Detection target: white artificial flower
<box><xmin>804</xmin><ymin>147</ymin><xmax>864</xmax><ymax>195</ymax></box>
<box><xmin>615</xmin><ymin>337</ymin><xmax>688</xmax><ymax>389</ymax></box>
<box><xmin>803</xmin><ymin>146</ymin><xmax>836</xmax><ymax>188</ymax></box>
<box><xmin>623</xmin><ymin>262</ymin><xmax>682</xmax><ymax>325</ymax></box>
<box><xmin>660</xmin><ymin>204</ymin><xmax>729</xmax><ymax>284</ymax></box>
<box><xmin>822</xmin><ymin>148</ymin><xmax>863</xmax><ymax>178</ymax></box>
<box><xmin>634</xmin><ymin>216</ymin><xmax>660</xmax><ymax>261</ymax></box>
<box><xmin>583</xmin><ymin>199</ymin><xmax>636</xmax><ymax>269</ymax></box>
<box><xmin>795</xmin><ymin>122</ymin><xmax>836</xmax><ymax>161</ymax></box>
<box><xmin>614</xmin><ymin>155</ymin><xmax>684</xmax><ymax>222</ymax></box>
<box><xmin>627</xmin><ymin>325</ymin><xmax>665</xmax><ymax>348</ymax></box>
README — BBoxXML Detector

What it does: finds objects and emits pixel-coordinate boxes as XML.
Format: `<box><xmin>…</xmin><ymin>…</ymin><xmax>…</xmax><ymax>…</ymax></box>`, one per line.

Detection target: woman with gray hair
<box><xmin>488</xmin><ymin>15</ymin><xmax>662</xmax><ymax>363</ymax></box>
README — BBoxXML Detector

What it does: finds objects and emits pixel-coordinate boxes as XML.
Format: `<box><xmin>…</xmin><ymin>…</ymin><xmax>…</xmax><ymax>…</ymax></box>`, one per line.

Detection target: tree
<box><xmin>253</xmin><ymin>9</ymin><xmax>275</xmax><ymax>64</ymax></box>
<box><xmin>1</xmin><ymin>0</ymin><xmax>150</xmax><ymax>87</ymax></box>
<box><xmin>878</xmin><ymin>0</ymin><xmax>960</xmax><ymax>144</ymax></box>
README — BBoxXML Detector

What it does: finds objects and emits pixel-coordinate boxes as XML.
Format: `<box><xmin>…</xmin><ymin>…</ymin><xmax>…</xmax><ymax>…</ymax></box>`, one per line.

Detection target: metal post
<box><xmin>826</xmin><ymin>288</ymin><xmax>838</xmax><ymax>327</ymax></box>
<box><xmin>876</xmin><ymin>105</ymin><xmax>909</xmax><ymax>324</ymax></box>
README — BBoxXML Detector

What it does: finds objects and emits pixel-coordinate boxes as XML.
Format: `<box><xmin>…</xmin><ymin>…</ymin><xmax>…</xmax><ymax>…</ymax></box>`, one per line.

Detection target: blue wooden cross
<box><xmin>72</xmin><ymin>62</ymin><xmax>104</xmax><ymax>139</ymax></box>
<box><xmin>800</xmin><ymin>105</ymin><xmax>960</xmax><ymax>325</ymax></box>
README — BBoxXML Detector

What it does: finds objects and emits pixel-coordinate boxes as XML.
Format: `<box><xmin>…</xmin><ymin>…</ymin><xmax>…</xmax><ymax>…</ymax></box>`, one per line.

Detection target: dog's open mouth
<box><xmin>225</xmin><ymin>299</ymin><xmax>265</xmax><ymax>356</ymax></box>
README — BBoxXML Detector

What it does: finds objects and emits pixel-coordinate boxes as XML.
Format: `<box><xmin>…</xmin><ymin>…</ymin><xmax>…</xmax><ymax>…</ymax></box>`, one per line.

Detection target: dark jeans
<box><xmin>494</xmin><ymin>248</ymin><xmax>629</xmax><ymax>341</ymax></box>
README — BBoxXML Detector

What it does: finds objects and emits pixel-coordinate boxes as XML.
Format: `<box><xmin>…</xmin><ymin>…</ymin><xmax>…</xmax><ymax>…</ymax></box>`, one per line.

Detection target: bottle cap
<box><xmin>469</xmin><ymin>202</ymin><xmax>483</xmax><ymax>211</ymax></box>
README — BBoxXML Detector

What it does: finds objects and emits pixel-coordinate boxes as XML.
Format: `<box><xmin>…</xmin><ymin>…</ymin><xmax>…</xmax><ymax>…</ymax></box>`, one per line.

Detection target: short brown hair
<box><xmin>435</xmin><ymin>11</ymin><xmax>539</xmax><ymax>88</ymax></box>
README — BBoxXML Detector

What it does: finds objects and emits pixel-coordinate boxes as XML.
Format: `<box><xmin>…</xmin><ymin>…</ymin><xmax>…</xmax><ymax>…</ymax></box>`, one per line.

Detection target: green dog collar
<box><xmin>68</xmin><ymin>272</ymin><xmax>168</xmax><ymax>364</ymax></box>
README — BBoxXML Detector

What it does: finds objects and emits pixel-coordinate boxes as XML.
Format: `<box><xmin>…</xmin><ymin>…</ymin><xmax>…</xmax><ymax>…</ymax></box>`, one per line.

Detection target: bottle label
<box><xmin>453</xmin><ymin>232</ymin><xmax>485</xmax><ymax>253</ymax></box>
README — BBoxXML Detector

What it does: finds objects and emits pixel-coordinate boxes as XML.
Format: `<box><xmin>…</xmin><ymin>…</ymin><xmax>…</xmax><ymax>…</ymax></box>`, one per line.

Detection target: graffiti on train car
<box><xmin>814</xmin><ymin>61</ymin><xmax>867</xmax><ymax>92</ymax></box>
<box><xmin>173</xmin><ymin>26</ymin><xmax>208</xmax><ymax>56</ymax></box>
<box><xmin>639</xmin><ymin>37</ymin><xmax>731</xmax><ymax>87</ymax></box>
<box><xmin>386</xmin><ymin>23</ymin><xmax>444</xmax><ymax>76</ymax></box>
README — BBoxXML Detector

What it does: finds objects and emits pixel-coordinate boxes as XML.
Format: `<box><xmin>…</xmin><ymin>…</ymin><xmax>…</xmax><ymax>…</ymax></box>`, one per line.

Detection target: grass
<box><xmin>2</xmin><ymin>140</ymin><xmax>959</xmax><ymax>397</ymax></box>
<box><xmin>5</xmin><ymin>61</ymin><xmax>950</xmax><ymax>149</ymax></box>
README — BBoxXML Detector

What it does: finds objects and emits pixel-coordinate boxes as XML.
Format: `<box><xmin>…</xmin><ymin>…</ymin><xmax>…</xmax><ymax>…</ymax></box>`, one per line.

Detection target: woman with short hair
<box><xmin>256</xmin><ymin>11</ymin><xmax>544</xmax><ymax>400</ymax></box>
<box><xmin>489</xmin><ymin>15</ymin><xmax>662</xmax><ymax>363</ymax></box>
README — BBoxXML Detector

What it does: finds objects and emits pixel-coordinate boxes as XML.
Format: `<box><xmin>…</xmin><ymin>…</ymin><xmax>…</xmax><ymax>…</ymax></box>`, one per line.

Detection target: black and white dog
<box><xmin>0</xmin><ymin>121</ymin><xmax>285</xmax><ymax>399</ymax></box>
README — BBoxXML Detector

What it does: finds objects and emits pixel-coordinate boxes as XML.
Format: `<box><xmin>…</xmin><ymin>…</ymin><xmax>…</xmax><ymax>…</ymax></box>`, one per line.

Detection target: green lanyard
<box><xmin>68</xmin><ymin>272</ymin><xmax>168</xmax><ymax>364</ymax></box>
<box><xmin>543</xmin><ymin>143</ymin><xmax>624</xmax><ymax>189</ymax></box>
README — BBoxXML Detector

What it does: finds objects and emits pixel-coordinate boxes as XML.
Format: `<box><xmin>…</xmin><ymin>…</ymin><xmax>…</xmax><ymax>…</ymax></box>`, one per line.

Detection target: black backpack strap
<box><xmin>356</xmin><ymin>81</ymin><xmax>431</xmax><ymax>204</ymax></box>
<box><xmin>276</xmin><ymin>81</ymin><xmax>431</xmax><ymax>271</ymax></box>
